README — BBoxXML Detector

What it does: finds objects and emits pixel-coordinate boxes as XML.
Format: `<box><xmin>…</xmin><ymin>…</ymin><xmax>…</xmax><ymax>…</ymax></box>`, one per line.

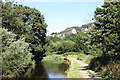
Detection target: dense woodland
<box><xmin>1</xmin><ymin>1</ymin><xmax>120</xmax><ymax>79</ymax></box>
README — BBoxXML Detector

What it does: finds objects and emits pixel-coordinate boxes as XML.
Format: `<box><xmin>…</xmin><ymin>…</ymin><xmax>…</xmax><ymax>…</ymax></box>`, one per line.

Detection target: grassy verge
<box><xmin>43</xmin><ymin>54</ymin><xmax>65</xmax><ymax>61</ymax></box>
<box><xmin>66</xmin><ymin>58</ymin><xmax>81</xmax><ymax>78</ymax></box>
<box><xmin>77</xmin><ymin>53</ymin><xmax>94</xmax><ymax>64</ymax></box>
<box><xmin>65</xmin><ymin>52</ymin><xmax>94</xmax><ymax>78</ymax></box>
<box><xmin>66</xmin><ymin>52</ymin><xmax>94</xmax><ymax>64</ymax></box>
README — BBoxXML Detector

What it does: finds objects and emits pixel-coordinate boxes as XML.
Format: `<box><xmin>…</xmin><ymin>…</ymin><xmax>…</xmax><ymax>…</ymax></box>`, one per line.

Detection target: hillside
<box><xmin>63</xmin><ymin>22</ymin><xmax>94</xmax><ymax>33</ymax></box>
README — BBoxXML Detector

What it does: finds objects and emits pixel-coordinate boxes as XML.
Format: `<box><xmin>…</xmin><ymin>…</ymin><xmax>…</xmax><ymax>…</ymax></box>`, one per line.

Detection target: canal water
<box><xmin>20</xmin><ymin>60</ymin><xmax>69</xmax><ymax>79</ymax></box>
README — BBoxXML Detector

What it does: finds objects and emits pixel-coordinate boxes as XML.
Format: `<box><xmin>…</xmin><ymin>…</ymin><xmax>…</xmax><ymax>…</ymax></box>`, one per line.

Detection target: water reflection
<box><xmin>21</xmin><ymin>60</ymin><xmax>69</xmax><ymax>79</ymax></box>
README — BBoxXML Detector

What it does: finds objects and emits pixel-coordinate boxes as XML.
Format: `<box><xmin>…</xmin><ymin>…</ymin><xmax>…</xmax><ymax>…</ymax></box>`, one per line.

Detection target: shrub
<box><xmin>47</xmin><ymin>40</ymin><xmax>77</xmax><ymax>54</ymax></box>
<box><xmin>1</xmin><ymin>28</ymin><xmax>34</xmax><ymax>78</ymax></box>
<box><xmin>89</xmin><ymin>55</ymin><xmax>120</xmax><ymax>79</ymax></box>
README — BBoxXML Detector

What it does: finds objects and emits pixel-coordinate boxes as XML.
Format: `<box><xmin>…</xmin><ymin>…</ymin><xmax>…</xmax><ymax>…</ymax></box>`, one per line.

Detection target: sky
<box><xmin>16</xmin><ymin>0</ymin><xmax>104</xmax><ymax>35</ymax></box>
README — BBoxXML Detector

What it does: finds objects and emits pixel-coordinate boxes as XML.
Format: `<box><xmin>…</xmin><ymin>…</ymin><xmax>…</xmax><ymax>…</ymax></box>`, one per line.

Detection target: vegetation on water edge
<box><xmin>1</xmin><ymin>1</ymin><xmax>47</xmax><ymax>78</ymax></box>
<box><xmin>62</xmin><ymin>52</ymin><xmax>93</xmax><ymax>64</ymax></box>
<box><xmin>1</xmin><ymin>28</ymin><xmax>35</xmax><ymax>78</ymax></box>
<box><xmin>43</xmin><ymin>54</ymin><xmax>65</xmax><ymax>61</ymax></box>
<box><xmin>66</xmin><ymin>58</ymin><xmax>80</xmax><ymax>78</ymax></box>
<box><xmin>2</xmin><ymin>1</ymin><xmax>47</xmax><ymax>63</ymax></box>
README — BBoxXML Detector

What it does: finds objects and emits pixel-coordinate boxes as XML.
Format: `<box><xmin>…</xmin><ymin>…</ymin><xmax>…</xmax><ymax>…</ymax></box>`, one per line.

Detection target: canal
<box><xmin>20</xmin><ymin>60</ymin><xmax>69</xmax><ymax>79</ymax></box>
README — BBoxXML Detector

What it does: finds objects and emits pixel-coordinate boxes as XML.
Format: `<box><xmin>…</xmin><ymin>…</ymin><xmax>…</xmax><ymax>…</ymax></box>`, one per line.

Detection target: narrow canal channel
<box><xmin>20</xmin><ymin>60</ymin><xmax>69</xmax><ymax>79</ymax></box>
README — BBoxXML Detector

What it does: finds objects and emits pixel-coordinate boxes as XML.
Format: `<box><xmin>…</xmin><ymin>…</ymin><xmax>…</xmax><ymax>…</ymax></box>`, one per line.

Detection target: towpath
<box><xmin>70</xmin><ymin>58</ymin><xmax>103</xmax><ymax>79</ymax></box>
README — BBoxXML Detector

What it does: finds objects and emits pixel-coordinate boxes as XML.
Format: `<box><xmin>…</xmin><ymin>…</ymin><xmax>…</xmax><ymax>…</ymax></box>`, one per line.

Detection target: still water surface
<box><xmin>22</xmin><ymin>60</ymin><xmax>69</xmax><ymax>79</ymax></box>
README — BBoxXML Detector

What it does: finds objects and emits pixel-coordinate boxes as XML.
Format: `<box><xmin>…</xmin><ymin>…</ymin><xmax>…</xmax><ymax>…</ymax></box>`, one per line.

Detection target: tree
<box><xmin>2</xmin><ymin>1</ymin><xmax>47</xmax><ymax>62</ymax></box>
<box><xmin>75</xmin><ymin>32</ymin><xmax>90</xmax><ymax>54</ymax></box>
<box><xmin>91</xmin><ymin>2</ymin><xmax>120</xmax><ymax>56</ymax></box>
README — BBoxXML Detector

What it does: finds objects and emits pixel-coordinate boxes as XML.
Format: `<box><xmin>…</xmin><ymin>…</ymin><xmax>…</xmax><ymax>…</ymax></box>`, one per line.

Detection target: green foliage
<box><xmin>63</xmin><ymin>32</ymin><xmax>90</xmax><ymax>54</ymax></box>
<box><xmin>1</xmin><ymin>28</ymin><xmax>34</xmax><ymax>78</ymax></box>
<box><xmin>2</xmin><ymin>1</ymin><xmax>47</xmax><ymax>62</ymax></box>
<box><xmin>45</xmin><ymin>31</ymin><xmax>91</xmax><ymax>55</ymax></box>
<box><xmin>89</xmin><ymin>2</ymin><xmax>120</xmax><ymax>79</ymax></box>
<box><xmin>62</xmin><ymin>52</ymin><xmax>78</xmax><ymax>56</ymax></box>
<box><xmin>63</xmin><ymin>33</ymin><xmax>77</xmax><ymax>41</ymax></box>
<box><xmin>66</xmin><ymin>60</ymin><xmax>80</xmax><ymax>78</ymax></box>
<box><xmin>44</xmin><ymin>52</ymin><xmax>58</xmax><ymax>55</ymax></box>
<box><xmin>46</xmin><ymin>36</ymin><xmax>62</xmax><ymax>43</ymax></box>
<box><xmin>77</xmin><ymin>53</ymin><xmax>93</xmax><ymax>64</ymax></box>
<box><xmin>64</xmin><ymin>26</ymin><xmax>81</xmax><ymax>33</ymax></box>
<box><xmin>46</xmin><ymin>40</ymin><xmax>77</xmax><ymax>54</ymax></box>
<box><xmin>64</xmin><ymin>23</ymin><xmax>93</xmax><ymax>33</ymax></box>
<box><xmin>89</xmin><ymin>55</ymin><xmax>120</xmax><ymax>79</ymax></box>
<box><xmin>91</xmin><ymin>2</ymin><xmax>120</xmax><ymax>56</ymax></box>
<box><xmin>75</xmin><ymin>32</ymin><xmax>90</xmax><ymax>54</ymax></box>
<box><xmin>80</xmin><ymin>23</ymin><xmax>93</xmax><ymax>31</ymax></box>
<box><xmin>43</xmin><ymin>54</ymin><xmax>65</xmax><ymax>61</ymax></box>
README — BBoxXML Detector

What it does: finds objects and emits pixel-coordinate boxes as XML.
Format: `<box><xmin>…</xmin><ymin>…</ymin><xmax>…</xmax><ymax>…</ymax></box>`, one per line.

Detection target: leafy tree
<box><xmin>89</xmin><ymin>2</ymin><xmax>120</xmax><ymax>79</ymax></box>
<box><xmin>91</xmin><ymin>2</ymin><xmax>120</xmax><ymax>56</ymax></box>
<box><xmin>63</xmin><ymin>33</ymin><xmax>77</xmax><ymax>41</ymax></box>
<box><xmin>75</xmin><ymin>32</ymin><xmax>90</xmax><ymax>54</ymax></box>
<box><xmin>2</xmin><ymin>1</ymin><xmax>47</xmax><ymax>62</ymax></box>
<box><xmin>63</xmin><ymin>32</ymin><xmax>90</xmax><ymax>54</ymax></box>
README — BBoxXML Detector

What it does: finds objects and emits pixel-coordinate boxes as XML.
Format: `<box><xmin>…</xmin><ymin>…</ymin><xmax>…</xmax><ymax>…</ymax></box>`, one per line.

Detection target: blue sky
<box><xmin>18</xmin><ymin>1</ymin><xmax>104</xmax><ymax>35</ymax></box>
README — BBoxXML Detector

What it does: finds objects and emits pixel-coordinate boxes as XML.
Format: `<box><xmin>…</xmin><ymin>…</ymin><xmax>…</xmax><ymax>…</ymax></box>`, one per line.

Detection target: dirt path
<box><xmin>71</xmin><ymin>58</ymin><xmax>103</xmax><ymax>79</ymax></box>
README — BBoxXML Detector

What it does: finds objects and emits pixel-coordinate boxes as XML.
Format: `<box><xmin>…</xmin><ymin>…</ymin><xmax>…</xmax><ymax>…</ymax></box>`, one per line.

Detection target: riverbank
<box><xmin>42</xmin><ymin>54</ymin><xmax>103</xmax><ymax>79</ymax></box>
<box><xmin>42</xmin><ymin>54</ymin><xmax>65</xmax><ymax>61</ymax></box>
<box><xmin>66</xmin><ymin>57</ymin><xmax>81</xmax><ymax>78</ymax></box>
<box><xmin>66</xmin><ymin>55</ymin><xmax>103</xmax><ymax>79</ymax></box>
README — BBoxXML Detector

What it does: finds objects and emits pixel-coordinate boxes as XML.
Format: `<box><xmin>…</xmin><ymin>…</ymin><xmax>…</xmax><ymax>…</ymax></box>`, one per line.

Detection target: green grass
<box><xmin>66</xmin><ymin>59</ymin><xmax>81</xmax><ymax>78</ymax></box>
<box><xmin>43</xmin><ymin>52</ymin><xmax>94</xmax><ymax>78</ymax></box>
<box><xmin>43</xmin><ymin>54</ymin><xmax>65</xmax><ymax>61</ymax></box>
<box><xmin>87</xmin><ymin>70</ymin><xmax>95</xmax><ymax>78</ymax></box>
<box><xmin>66</xmin><ymin>52</ymin><xmax>94</xmax><ymax>64</ymax></box>
<box><xmin>65</xmin><ymin>52</ymin><xmax>94</xmax><ymax>78</ymax></box>
<box><xmin>62</xmin><ymin>52</ymin><xmax>78</xmax><ymax>56</ymax></box>
<box><xmin>77</xmin><ymin>53</ymin><xmax>94</xmax><ymax>64</ymax></box>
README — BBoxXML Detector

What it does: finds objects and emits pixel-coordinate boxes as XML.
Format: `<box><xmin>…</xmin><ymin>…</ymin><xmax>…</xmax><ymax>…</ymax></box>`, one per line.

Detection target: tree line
<box><xmin>1</xmin><ymin>1</ymin><xmax>47</xmax><ymax>78</ymax></box>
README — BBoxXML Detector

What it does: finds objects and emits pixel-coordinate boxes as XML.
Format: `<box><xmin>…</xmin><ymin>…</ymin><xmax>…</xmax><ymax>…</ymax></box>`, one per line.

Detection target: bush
<box><xmin>1</xmin><ymin>28</ymin><xmax>34</xmax><ymax>78</ymax></box>
<box><xmin>89</xmin><ymin>55</ymin><xmax>120</xmax><ymax>79</ymax></box>
<box><xmin>46</xmin><ymin>40</ymin><xmax>77</xmax><ymax>54</ymax></box>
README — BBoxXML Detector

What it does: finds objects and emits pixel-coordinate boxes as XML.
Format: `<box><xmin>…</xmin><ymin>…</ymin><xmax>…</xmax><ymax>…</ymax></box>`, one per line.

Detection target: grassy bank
<box><xmin>65</xmin><ymin>52</ymin><xmax>94</xmax><ymax>64</ymax></box>
<box><xmin>43</xmin><ymin>54</ymin><xmax>65</xmax><ymax>60</ymax></box>
<box><xmin>43</xmin><ymin>52</ymin><xmax>94</xmax><ymax>78</ymax></box>
<box><xmin>77</xmin><ymin>53</ymin><xmax>94</xmax><ymax>64</ymax></box>
<box><xmin>66</xmin><ymin>58</ymin><xmax>81</xmax><ymax>78</ymax></box>
<box><xmin>65</xmin><ymin>52</ymin><xmax>94</xmax><ymax>78</ymax></box>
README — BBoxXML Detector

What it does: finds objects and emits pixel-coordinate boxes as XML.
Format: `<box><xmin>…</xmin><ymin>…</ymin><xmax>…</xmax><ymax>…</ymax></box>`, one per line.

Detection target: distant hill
<box><xmin>64</xmin><ymin>22</ymin><xmax>95</xmax><ymax>33</ymax></box>
<box><xmin>49</xmin><ymin>22</ymin><xmax>95</xmax><ymax>37</ymax></box>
